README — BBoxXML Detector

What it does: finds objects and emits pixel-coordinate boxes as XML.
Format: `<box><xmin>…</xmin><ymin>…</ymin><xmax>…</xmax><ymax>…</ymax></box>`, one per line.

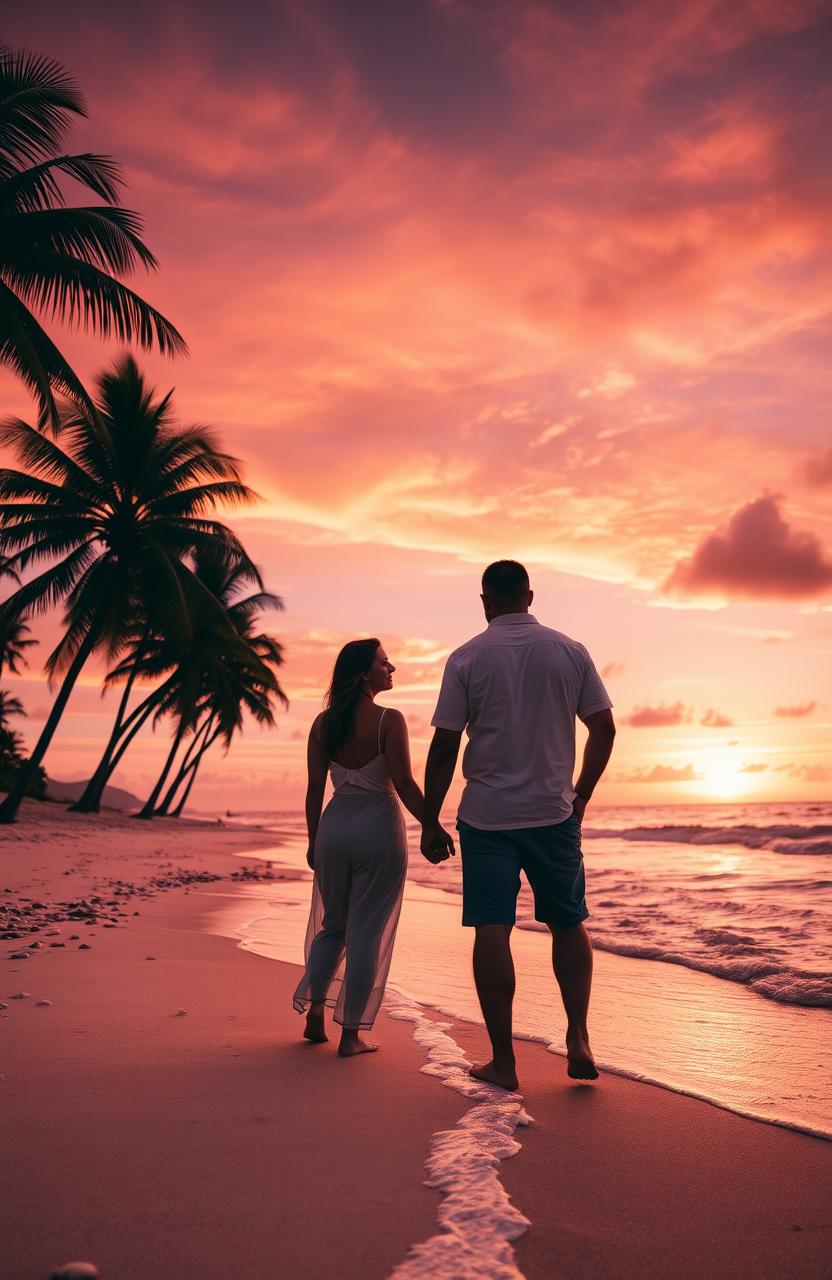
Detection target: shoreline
<box><xmin>213</xmin><ymin>868</ymin><xmax>832</xmax><ymax>1142</ymax></box>
<box><xmin>2</xmin><ymin>805</ymin><xmax>831</xmax><ymax>1279</ymax></box>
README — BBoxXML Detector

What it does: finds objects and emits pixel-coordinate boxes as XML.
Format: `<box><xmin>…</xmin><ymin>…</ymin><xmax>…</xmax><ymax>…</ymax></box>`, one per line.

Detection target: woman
<box><xmin>293</xmin><ymin>638</ymin><xmax>453</xmax><ymax>1056</ymax></box>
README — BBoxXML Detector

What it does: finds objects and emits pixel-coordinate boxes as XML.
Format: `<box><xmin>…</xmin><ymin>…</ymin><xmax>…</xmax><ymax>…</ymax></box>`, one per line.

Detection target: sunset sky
<box><xmin>3</xmin><ymin>0</ymin><xmax>831</xmax><ymax>809</ymax></box>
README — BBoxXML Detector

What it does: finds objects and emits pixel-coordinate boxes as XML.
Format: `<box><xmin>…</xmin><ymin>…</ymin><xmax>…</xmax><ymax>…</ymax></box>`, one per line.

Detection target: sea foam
<box><xmin>582</xmin><ymin>823</ymin><xmax>832</xmax><ymax>855</ymax></box>
<box><xmin>386</xmin><ymin>990</ymin><xmax>532</xmax><ymax>1280</ymax></box>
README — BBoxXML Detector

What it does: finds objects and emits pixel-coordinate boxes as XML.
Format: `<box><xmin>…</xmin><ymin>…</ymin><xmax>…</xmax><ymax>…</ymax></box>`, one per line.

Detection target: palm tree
<box><xmin>151</xmin><ymin>543</ymin><xmax>287</xmax><ymax>817</ymax></box>
<box><xmin>0</xmin><ymin>355</ymin><xmax>256</xmax><ymax>822</ymax></box>
<box><xmin>76</xmin><ymin>546</ymin><xmax>286</xmax><ymax>817</ymax></box>
<box><xmin>0</xmin><ymin>45</ymin><xmax>186</xmax><ymax>430</ymax></box>
<box><xmin>0</xmin><ymin>689</ymin><xmax>24</xmax><ymax>726</ymax></box>
<box><xmin>0</xmin><ymin>688</ymin><xmax>45</xmax><ymax>798</ymax></box>
<box><xmin>0</xmin><ymin>611</ymin><xmax>36</xmax><ymax>677</ymax></box>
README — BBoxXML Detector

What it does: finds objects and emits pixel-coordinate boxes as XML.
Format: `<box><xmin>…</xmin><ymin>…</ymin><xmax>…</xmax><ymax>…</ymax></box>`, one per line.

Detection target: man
<box><xmin>421</xmin><ymin>560</ymin><xmax>615</xmax><ymax>1090</ymax></box>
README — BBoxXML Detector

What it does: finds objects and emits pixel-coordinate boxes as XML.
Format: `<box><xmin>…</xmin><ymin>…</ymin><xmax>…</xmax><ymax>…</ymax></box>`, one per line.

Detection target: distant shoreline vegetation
<box><xmin>0</xmin><ymin>46</ymin><xmax>287</xmax><ymax>823</ymax></box>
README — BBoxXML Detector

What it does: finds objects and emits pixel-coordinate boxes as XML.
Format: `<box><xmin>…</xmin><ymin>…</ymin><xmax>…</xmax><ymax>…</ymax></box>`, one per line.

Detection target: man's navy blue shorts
<box><xmin>457</xmin><ymin>814</ymin><xmax>589</xmax><ymax>928</ymax></box>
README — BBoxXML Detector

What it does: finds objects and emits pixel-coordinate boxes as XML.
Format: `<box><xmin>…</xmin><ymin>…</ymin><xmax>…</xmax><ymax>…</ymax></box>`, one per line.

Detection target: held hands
<box><xmin>420</xmin><ymin>821</ymin><xmax>455</xmax><ymax>865</ymax></box>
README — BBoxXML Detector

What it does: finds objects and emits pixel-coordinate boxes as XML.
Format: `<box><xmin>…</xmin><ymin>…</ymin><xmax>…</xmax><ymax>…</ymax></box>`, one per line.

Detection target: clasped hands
<box><xmin>420</xmin><ymin>821</ymin><xmax>455</xmax><ymax>865</ymax></box>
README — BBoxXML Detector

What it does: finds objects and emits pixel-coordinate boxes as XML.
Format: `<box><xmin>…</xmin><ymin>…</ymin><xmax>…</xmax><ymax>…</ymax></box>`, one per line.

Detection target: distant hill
<box><xmin>46</xmin><ymin>778</ymin><xmax>143</xmax><ymax>812</ymax></box>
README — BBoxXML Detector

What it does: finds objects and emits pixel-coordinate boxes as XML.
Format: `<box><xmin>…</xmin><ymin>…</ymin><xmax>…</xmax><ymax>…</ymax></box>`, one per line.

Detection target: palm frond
<box><xmin>0</xmin><ymin>539</ymin><xmax>97</xmax><ymax>617</ymax></box>
<box><xmin>0</xmin><ymin>521</ymin><xmax>95</xmax><ymax>564</ymax></box>
<box><xmin>4</xmin><ymin>205</ymin><xmax>158</xmax><ymax>272</ymax></box>
<box><xmin>3</xmin><ymin>252</ymin><xmax>187</xmax><ymax>354</ymax></box>
<box><xmin>228</xmin><ymin>591</ymin><xmax>285</xmax><ymax>622</ymax></box>
<box><xmin>0</xmin><ymin>468</ymin><xmax>91</xmax><ymax>506</ymax></box>
<box><xmin>0</xmin><ymin>46</ymin><xmax>85</xmax><ymax>169</ymax></box>
<box><xmin>0</xmin><ymin>279</ymin><xmax>90</xmax><ymax>427</ymax></box>
<box><xmin>0</xmin><ymin>415</ymin><xmax>98</xmax><ymax>493</ymax></box>
<box><xmin>46</xmin><ymin>556</ymin><xmax>120</xmax><ymax>676</ymax></box>
<box><xmin>149</xmin><ymin>480</ymin><xmax>258</xmax><ymax>517</ymax></box>
<box><xmin>4</xmin><ymin>153</ymin><xmax>122</xmax><ymax>212</ymax></box>
<box><xmin>147</xmin><ymin>430</ymin><xmax>242</xmax><ymax>492</ymax></box>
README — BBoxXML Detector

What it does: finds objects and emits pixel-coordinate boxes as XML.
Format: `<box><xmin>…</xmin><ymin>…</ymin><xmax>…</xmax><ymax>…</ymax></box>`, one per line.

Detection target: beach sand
<box><xmin>2</xmin><ymin>803</ymin><xmax>830</xmax><ymax>1279</ymax></box>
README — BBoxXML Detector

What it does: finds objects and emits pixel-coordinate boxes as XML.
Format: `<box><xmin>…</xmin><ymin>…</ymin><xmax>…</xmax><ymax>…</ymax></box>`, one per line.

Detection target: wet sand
<box><xmin>1</xmin><ymin>802</ymin><xmax>829</xmax><ymax>1279</ymax></box>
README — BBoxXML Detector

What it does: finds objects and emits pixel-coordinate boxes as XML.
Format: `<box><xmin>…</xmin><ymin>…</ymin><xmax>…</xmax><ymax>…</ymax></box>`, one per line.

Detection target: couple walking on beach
<box><xmin>293</xmin><ymin>560</ymin><xmax>616</xmax><ymax>1088</ymax></box>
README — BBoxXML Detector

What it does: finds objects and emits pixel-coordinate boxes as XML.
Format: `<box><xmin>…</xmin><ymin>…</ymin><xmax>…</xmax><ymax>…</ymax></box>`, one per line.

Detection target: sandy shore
<box><xmin>2</xmin><ymin>802</ymin><xmax>830</xmax><ymax>1280</ymax></box>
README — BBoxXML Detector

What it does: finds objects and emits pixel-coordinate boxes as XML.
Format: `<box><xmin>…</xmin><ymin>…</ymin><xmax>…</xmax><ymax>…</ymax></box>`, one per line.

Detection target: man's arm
<box><xmin>421</xmin><ymin>728</ymin><xmax>462</xmax><ymax>860</ymax></box>
<box><xmin>573</xmin><ymin>708</ymin><xmax>616</xmax><ymax>820</ymax></box>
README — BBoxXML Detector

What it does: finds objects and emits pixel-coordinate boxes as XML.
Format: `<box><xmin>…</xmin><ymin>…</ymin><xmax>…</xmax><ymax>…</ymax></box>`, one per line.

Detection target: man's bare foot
<box><xmin>566</xmin><ymin>1033</ymin><xmax>598</xmax><ymax>1080</ymax></box>
<box><xmin>338</xmin><ymin>1034</ymin><xmax>378</xmax><ymax>1057</ymax></box>
<box><xmin>303</xmin><ymin>1008</ymin><xmax>328</xmax><ymax>1043</ymax></box>
<box><xmin>469</xmin><ymin>1060</ymin><xmax>519</xmax><ymax>1091</ymax></box>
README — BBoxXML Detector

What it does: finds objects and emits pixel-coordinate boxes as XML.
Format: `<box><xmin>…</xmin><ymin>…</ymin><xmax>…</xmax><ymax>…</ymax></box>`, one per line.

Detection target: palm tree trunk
<box><xmin>76</xmin><ymin>690</ymin><xmax>161</xmax><ymax>813</ymax></box>
<box><xmin>156</xmin><ymin>713</ymin><xmax>214</xmax><ymax>816</ymax></box>
<box><xmin>136</xmin><ymin>717</ymin><xmax>187</xmax><ymax>820</ymax></box>
<box><xmin>172</xmin><ymin>726</ymin><xmax>222</xmax><ymax>818</ymax></box>
<box><xmin>69</xmin><ymin>659</ymin><xmax>143</xmax><ymax>813</ymax></box>
<box><xmin>0</xmin><ymin>625</ymin><xmax>100</xmax><ymax>824</ymax></box>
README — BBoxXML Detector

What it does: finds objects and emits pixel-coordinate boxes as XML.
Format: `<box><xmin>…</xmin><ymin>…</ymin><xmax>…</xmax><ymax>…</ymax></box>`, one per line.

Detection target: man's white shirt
<box><xmin>431</xmin><ymin>613</ymin><xmax>612</xmax><ymax>830</ymax></box>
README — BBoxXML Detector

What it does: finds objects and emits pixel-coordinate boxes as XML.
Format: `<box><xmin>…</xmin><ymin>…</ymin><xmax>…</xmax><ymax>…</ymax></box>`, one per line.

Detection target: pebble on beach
<box><xmin>174</xmin><ymin>1008</ymin><xmax>187</xmax><ymax>1017</ymax></box>
<box><xmin>51</xmin><ymin>1263</ymin><xmax>100</xmax><ymax>1279</ymax></box>
<box><xmin>0</xmin><ymin>1001</ymin><xmax>8</xmax><ymax>1010</ymax></box>
<box><xmin>145</xmin><ymin>955</ymin><xmax>156</xmax><ymax>960</ymax></box>
<box><xmin>36</xmin><ymin>999</ymin><xmax>52</xmax><ymax>1007</ymax></box>
<box><xmin>10</xmin><ymin>991</ymin><xmax>30</xmax><ymax>999</ymax></box>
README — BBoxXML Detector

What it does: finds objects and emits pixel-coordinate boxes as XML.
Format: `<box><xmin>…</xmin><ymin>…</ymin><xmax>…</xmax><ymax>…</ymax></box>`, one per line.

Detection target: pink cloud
<box><xmin>601</xmin><ymin>660</ymin><xmax>626</xmax><ymax>680</ymax></box>
<box><xmin>664</xmin><ymin>497</ymin><xmax>832</xmax><ymax>602</ymax></box>
<box><xmin>701</xmin><ymin>708</ymin><xmax>734</xmax><ymax>727</ymax></box>
<box><xmin>801</xmin><ymin>446</ymin><xmax>832</xmax><ymax>488</ymax></box>
<box><xmin>624</xmin><ymin>702</ymin><xmax>688</xmax><ymax>728</ymax></box>
<box><xmin>774</xmin><ymin>701</ymin><xmax>818</xmax><ymax>718</ymax></box>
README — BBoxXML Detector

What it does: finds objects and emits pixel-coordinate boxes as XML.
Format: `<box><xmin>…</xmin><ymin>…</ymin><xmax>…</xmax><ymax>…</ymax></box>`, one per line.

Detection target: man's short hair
<box><xmin>481</xmin><ymin>560</ymin><xmax>530</xmax><ymax>603</ymax></box>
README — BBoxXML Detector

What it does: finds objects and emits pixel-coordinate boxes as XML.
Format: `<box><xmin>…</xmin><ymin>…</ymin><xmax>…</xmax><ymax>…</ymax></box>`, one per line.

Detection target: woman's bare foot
<box><xmin>469</xmin><ymin>1060</ymin><xmax>519</xmax><ymax>1091</ymax></box>
<box><xmin>566</xmin><ymin>1032</ymin><xmax>598</xmax><ymax>1080</ymax></box>
<box><xmin>338</xmin><ymin>1032</ymin><xmax>378</xmax><ymax>1057</ymax></box>
<box><xmin>303</xmin><ymin>1005</ymin><xmax>328</xmax><ymax>1044</ymax></box>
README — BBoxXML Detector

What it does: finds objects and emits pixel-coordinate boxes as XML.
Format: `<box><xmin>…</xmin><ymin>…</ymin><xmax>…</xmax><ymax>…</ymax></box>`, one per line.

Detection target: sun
<box><xmin>699</xmin><ymin>766</ymin><xmax>746</xmax><ymax>799</ymax></box>
<box><xmin>694</xmin><ymin>748</ymin><xmax>769</xmax><ymax>801</ymax></box>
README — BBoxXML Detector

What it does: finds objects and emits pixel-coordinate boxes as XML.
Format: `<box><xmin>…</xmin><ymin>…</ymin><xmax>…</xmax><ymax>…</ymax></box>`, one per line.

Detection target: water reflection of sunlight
<box><xmin>704</xmin><ymin>851</ymin><xmax>744</xmax><ymax>876</ymax></box>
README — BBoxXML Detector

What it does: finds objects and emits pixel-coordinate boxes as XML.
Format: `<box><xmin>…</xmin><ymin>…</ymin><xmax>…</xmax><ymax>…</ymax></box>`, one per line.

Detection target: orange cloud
<box><xmin>774</xmin><ymin>701</ymin><xmax>818</xmax><ymax>718</ymax></box>
<box><xmin>664</xmin><ymin>497</ymin><xmax>832</xmax><ymax>602</ymax></box>
<box><xmin>623</xmin><ymin>702</ymin><xmax>688</xmax><ymax>728</ymax></box>
<box><xmin>791</xmin><ymin>763</ymin><xmax>832</xmax><ymax>782</ymax></box>
<box><xmin>620</xmin><ymin>763</ymin><xmax>702</xmax><ymax>783</ymax></box>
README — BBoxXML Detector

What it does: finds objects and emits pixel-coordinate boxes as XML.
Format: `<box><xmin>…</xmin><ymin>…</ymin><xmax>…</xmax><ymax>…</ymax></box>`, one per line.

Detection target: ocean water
<box><xmin>208</xmin><ymin>801</ymin><xmax>832</xmax><ymax>1139</ymax></box>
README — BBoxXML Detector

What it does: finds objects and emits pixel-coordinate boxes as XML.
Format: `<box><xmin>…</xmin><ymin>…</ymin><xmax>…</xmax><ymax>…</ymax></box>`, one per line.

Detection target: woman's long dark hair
<box><xmin>320</xmin><ymin>638</ymin><xmax>380</xmax><ymax>759</ymax></box>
